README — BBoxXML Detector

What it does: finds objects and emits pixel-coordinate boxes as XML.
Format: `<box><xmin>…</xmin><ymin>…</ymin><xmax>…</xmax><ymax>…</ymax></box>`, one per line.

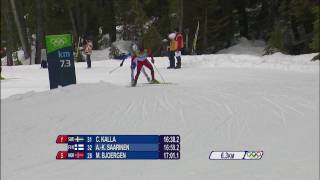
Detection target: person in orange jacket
<box><xmin>168</xmin><ymin>32</ymin><xmax>177</xmax><ymax>69</ymax></box>
<box><xmin>167</xmin><ymin>30</ymin><xmax>184</xmax><ymax>69</ymax></box>
<box><xmin>174</xmin><ymin>29</ymin><xmax>184</xmax><ymax>69</ymax></box>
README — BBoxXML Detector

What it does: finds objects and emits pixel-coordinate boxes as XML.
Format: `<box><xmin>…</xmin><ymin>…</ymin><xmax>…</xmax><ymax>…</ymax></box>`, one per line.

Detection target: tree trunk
<box><xmin>192</xmin><ymin>21</ymin><xmax>200</xmax><ymax>55</ymax></box>
<box><xmin>185</xmin><ymin>28</ymin><xmax>189</xmax><ymax>54</ymax></box>
<box><xmin>9</xmin><ymin>0</ymin><xmax>30</xmax><ymax>59</ymax></box>
<box><xmin>238</xmin><ymin>4</ymin><xmax>248</xmax><ymax>38</ymax></box>
<box><xmin>35</xmin><ymin>0</ymin><xmax>44</xmax><ymax>64</ymax></box>
<box><xmin>202</xmin><ymin>7</ymin><xmax>208</xmax><ymax>52</ymax></box>
<box><xmin>16</xmin><ymin>0</ymin><xmax>31</xmax><ymax>59</ymax></box>
<box><xmin>68</xmin><ymin>5</ymin><xmax>78</xmax><ymax>43</ymax></box>
<box><xmin>109</xmin><ymin>0</ymin><xmax>117</xmax><ymax>42</ymax></box>
<box><xmin>179</xmin><ymin>0</ymin><xmax>183</xmax><ymax>32</ymax></box>
<box><xmin>83</xmin><ymin>11</ymin><xmax>88</xmax><ymax>38</ymax></box>
<box><xmin>4</xmin><ymin>0</ymin><xmax>14</xmax><ymax>66</ymax></box>
<box><xmin>75</xmin><ymin>0</ymin><xmax>81</xmax><ymax>35</ymax></box>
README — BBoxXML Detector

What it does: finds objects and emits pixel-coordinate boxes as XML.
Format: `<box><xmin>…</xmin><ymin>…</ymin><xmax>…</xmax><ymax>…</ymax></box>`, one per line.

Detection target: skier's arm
<box><xmin>120</xmin><ymin>59</ymin><xmax>125</xmax><ymax>67</ymax></box>
<box><xmin>120</xmin><ymin>53</ymin><xmax>131</xmax><ymax>67</ymax></box>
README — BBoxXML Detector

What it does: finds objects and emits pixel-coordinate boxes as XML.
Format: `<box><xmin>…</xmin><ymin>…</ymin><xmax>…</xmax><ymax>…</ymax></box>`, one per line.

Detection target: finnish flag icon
<box><xmin>74</xmin><ymin>144</ymin><xmax>85</xmax><ymax>151</ymax></box>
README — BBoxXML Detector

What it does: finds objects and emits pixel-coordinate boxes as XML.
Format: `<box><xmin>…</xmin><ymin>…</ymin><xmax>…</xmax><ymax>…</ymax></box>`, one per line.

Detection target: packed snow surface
<box><xmin>217</xmin><ymin>37</ymin><xmax>266</xmax><ymax>55</ymax></box>
<box><xmin>1</xmin><ymin>49</ymin><xmax>319</xmax><ymax>180</ymax></box>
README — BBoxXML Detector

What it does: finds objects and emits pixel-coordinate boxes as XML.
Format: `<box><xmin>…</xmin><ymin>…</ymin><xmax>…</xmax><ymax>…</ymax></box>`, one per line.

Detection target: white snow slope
<box><xmin>1</xmin><ymin>51</ymin><xmax>319</xmax><ymax>180</ymax></box>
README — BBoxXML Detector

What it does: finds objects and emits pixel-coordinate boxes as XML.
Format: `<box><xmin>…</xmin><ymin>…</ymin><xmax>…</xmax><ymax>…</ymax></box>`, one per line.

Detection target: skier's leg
<box><xmin>167</xmin><ymin>53</ymin><xmax>172</xmax><ymax>68</ymax></box>
<box><xmin>134</xmin><ymin>61</ymin><xmax>143</xmax><ymax>81</ymax></box>
<box><xmin>141</xmin><ymin>67</ymin><xmax>150</xmax><ymax>82</ymax></box>
<box><xmin>175</xmin><ymin>51</ymin><xmax>181</xmax><ymax>68</ymax></box>
<box><xmin>143</xmin><ymin>60</ymin><xmax>155</xmax><ymax>80</ymax></box>
<box><xmin>130</xmin><ymin>63</ymin><xmax>136</xmax><ymax>82</ymax></box>
<box><xmin>176</xmin><ymin>56</ymin><xmax>181</xmax><ymax>66</ymax></box>
<box><xmin>131</xmin><ymin>67</ymin><xmax>135</xmax><ymax>82</ymax></box>
<box><xmin>168</xmin><ymin>51</ymin><xmax>174</xmax><ymax>68</ymax></box>
<box><xmin>86</xmin><ymin>55</ymin><xmax>91</xmax><ymax>68</ymax></box>
<box><xmin>170</xmin><ymin>51</ymin><xmax>176</xmax><ymax>68</ymax></box>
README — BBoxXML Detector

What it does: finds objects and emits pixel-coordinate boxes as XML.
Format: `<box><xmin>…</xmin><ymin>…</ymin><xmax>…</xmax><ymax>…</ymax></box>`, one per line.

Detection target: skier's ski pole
<box><xmin>109</xmin><ymin>56</ymin><xmax>127</xmax><ymax>74</ymax></box>
<box><xmin>109</xmin><ymin>66</ymin><xmax>121</xmax><ymax>74</ymax></box>
<box><xmin>153</xmin><ymin>61</ymin><xmax>166</xmax><ymax>83</ymax></box>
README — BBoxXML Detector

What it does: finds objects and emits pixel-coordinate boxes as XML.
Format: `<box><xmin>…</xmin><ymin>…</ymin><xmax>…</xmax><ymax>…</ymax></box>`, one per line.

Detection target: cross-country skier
<box><xmin>120</xmin><ymin>44</ymin><xmax>151</xmax><ymax>84</ymax></box>
<box><xmin>130</xmin><ymin>45</ymin><xmax>159</xmax><ymax>87</ymax></box>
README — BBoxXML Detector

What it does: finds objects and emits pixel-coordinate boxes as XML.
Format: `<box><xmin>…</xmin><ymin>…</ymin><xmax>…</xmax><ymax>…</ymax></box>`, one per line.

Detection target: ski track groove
<box><xmin>263</xmin><ymin>97</ymin><xmax>288</xmax><ymax>128</ymax></box>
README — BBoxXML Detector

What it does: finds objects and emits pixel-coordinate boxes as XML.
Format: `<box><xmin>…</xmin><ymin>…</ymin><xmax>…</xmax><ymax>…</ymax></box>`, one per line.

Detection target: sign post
<box><xmin>45</xmin><ymin>34</ymin><xmax>76</xmax><ymax>89</ymax></box>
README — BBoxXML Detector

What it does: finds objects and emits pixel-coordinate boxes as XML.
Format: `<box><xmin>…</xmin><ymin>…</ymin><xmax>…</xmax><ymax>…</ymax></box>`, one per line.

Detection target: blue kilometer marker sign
<box><xmin>56</xmin><ymin>135</ymin><xmax>180</xmax><ymax>160</ymax></box>
<box><xmin>45</xmin><ymin>34</ymin><xmax>76</xmax><ymax>89</ymax></box>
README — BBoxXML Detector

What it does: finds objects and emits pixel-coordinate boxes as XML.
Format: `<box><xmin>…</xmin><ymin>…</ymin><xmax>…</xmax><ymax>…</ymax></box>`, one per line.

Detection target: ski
<box><xmin>127</xmin><ymin>82</ymin><xmax>176</xmax><ymax>87</ymax></box>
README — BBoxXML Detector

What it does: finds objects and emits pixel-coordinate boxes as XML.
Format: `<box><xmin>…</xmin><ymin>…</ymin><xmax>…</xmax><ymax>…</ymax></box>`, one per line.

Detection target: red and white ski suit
<box><xmin>133</xmin><ymin>49</ymin><xmax>155</xmax><ymax>81</ymax></box>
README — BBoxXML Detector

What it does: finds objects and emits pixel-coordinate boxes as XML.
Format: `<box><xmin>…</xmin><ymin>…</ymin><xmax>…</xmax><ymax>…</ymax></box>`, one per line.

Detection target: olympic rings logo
<box><xmin>245</xmin><ymin>151</ymin><xmax>263</xmax><ymax>159</ymax></box>
<box><xmin>50</xmin><ymin>37</ymin><xmax>66</xmax><ymax>47</ymax></box>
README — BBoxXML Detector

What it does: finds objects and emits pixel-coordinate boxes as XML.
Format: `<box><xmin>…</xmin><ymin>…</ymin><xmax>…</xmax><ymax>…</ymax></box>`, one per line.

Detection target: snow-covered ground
<box><xmin>1</xmin><ymin>45</ymin><xmax>319</xmax><ymax>179</ymax></box>
<box><xmin>217</xmin><ymin>37</ymin><xmax>266</xmax><ymax>55</ymax></box>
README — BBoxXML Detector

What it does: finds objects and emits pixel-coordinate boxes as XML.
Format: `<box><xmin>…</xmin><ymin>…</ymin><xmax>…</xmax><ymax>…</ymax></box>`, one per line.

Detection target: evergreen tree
<box><xmin>310</xmin><ymin>6</ymin><xmax>319</xmax><ymax>52</ymax></box>
<box><xmin>0</xmin><ymin>0</ymin><xmax>318</xmax><ymax>58</ymax></box>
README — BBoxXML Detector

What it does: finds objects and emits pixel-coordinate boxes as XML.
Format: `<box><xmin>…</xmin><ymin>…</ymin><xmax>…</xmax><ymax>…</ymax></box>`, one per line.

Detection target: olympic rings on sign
<box><xmin>245</xmin><ymin>151</ymin><xmax>263</xmax><ymax>159</ymax></box>
<box><xmin>50</xmin><ymin>37</ymin><xmax>66</xmax><ymax>47</ymax></box>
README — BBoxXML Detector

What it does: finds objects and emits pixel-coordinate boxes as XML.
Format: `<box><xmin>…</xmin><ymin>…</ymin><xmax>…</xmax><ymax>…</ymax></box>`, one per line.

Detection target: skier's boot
<box><xmin>167</xmin><ymin>66</ymin><xmax>175</xmax><ymax>69</ymax></box>
<box><xmin>175</xmin><ymin>59</ymin><xmax>181</xmax><ymax>69</ymax></box>
<box><xmin>131</xmin><ymin>80</ymin><xmax>137</xmax><ymax>87</ymax></box>
<box><xmin>150</xmin><ymin>79</ymin><xmax>160</xmax><ymax>84</ymax></box>
<box><xmin>146</xmin><ymin>76</ymin><xmax>151</xmax><ymax>83</ymax></box>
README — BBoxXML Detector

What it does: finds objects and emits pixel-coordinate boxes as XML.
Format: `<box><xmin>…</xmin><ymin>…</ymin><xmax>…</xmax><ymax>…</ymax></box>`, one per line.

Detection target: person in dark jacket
<box><xmin>84</xmin><ymin>40</ymin><xmax>93</xmax><ymax>68</ymax></box>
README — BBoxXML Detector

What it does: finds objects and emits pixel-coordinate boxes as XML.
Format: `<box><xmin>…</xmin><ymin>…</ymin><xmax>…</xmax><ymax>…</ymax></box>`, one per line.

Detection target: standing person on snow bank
<box><xmin>174</xmin><ymin>29</ymin><xmax>184</xmax><ymax>69</ymax></box>
<box><xmin>167</xmin><ymin>30</ymin><xmax>184</xmax><ymax>69</ymax></box>
<box><xmin>131</xmin><ymin>45</ymin><xmax>159</xmax><ymax>87</ymax></box>
<box><xmin>120</xmin><ymin>44</ymin><xmax>151</xmax><ymax>84</ymax></box>
<box><xmin>168</xmin><ymin>33</ymin><xmax>177</xmax><ymax>69</ymax></box>
<box><xmin>84</xmin><ymin>39</ymin><xmax>93</xmax><ymax>68</ymax></box>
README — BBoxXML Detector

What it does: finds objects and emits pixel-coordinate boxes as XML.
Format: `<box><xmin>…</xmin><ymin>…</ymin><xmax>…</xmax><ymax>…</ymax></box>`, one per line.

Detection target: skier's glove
<box><xmin>151</xmin><ymin>58</ymin><xmax>155</xmax><ymax>64</ymax></box>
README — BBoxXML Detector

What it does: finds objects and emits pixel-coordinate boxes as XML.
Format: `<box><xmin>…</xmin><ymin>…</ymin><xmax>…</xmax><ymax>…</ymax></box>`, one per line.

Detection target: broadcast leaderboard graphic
<box><xmin>56</xmin><ymin>135</ymin><xmax>180</xmax><ymax>160</ymax></box>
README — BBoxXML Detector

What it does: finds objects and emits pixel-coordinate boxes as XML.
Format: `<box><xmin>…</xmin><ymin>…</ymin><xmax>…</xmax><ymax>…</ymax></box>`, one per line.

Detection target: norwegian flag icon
<box><xmin>75</xmin><ymin>152</ymin><xmax>84</xmax><ymax>159</ymax></box>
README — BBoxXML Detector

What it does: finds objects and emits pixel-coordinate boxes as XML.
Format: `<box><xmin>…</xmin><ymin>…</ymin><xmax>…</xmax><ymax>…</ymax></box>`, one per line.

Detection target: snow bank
<box><xmin>90</xmin><ymin>48</ymin><xmax>110</xmax><ymax>61</ymax></box>
<box><xmin>217</xmin><ymin>37</ymin><xmax>266</xmax><ymax>56</ymax></box>
<box><xmin>179</xmin><ymin>53</ymin><xmax>318</xmax><ymax>73</ymax></box>
<box><xmin>1</xmin><ymin>52</ymin><xmax>318</xmax><ymax>99</ymax></box>
<box><xmin>1</xmin><ymin>50</ymin><xmax>30</xmax><ymax>66</ymax></box>
<box><xmin>111</xmin><ymin>40</ymin><xmax>132</xmax><ymax>54</ymax></box>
